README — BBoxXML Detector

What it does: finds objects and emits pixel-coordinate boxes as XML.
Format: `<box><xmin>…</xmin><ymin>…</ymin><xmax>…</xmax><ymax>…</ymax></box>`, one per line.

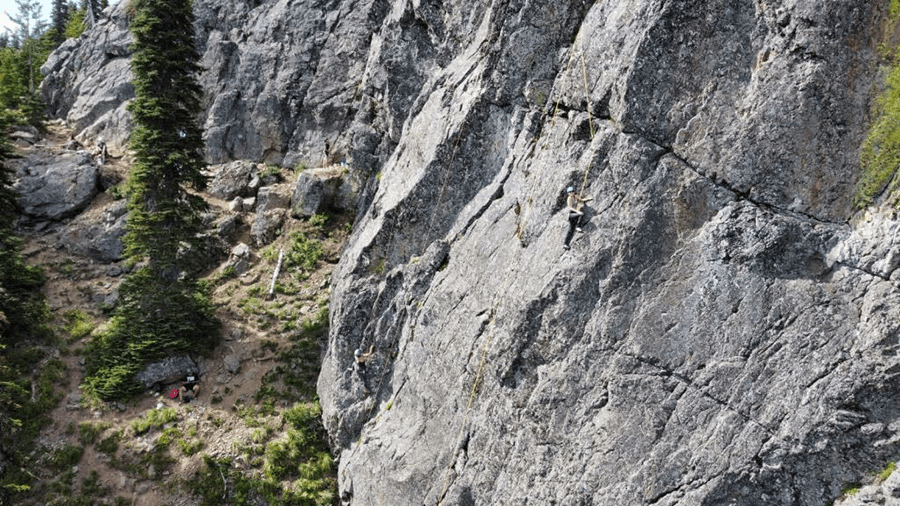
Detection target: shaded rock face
<box><xmin>134</xmin><ymin>355</ymin><xmax>198</xmax><ymax>390</ymax></box>
<box><xmin>59</xmin><ymin>199</ymin><xmax>127</xmax><ymax>262</ymax></box>
<box><xmin>42</xmin><ymin>0</ymin><xmax>900</xmax><ymax>505</ymax></box>
<box><xmin>12</xmin><ymin>151</ymin><xmax>99</xmax><ymax>222</ymax></box>
<box><xmin>291</xmin><ymin>167</ymin><xmax>355</xmax><ymax>218</ymax></box>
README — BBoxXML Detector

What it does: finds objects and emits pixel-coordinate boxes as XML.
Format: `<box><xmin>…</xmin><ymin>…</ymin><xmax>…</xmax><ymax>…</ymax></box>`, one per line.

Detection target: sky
<box><xmin>0</xmin><ymin>0</ymin><xmax>61</xmax><ymax>34</ymax></box>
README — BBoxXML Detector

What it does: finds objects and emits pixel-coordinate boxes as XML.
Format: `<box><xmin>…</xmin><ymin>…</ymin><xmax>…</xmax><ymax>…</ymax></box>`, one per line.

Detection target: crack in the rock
<box><xmin>454</xmin><ymin>165</ymin><xmax>514</xmax><ymax>241</ymax></box>
<box><xmin>831</xmin><ymin>259</ymin><xmax>892</xmax><ymax>282</ymax></box>
<box><xmin>625</xmin><ymin>353</ymin><xmax>777</xmax><ymax>438</ymax></box>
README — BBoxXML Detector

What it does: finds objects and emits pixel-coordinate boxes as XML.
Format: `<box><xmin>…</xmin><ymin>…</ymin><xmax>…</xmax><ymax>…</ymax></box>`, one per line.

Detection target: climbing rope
<box><xmin>520</xmin><ymin>34</ymin><xmax>601</xmax><ymax>245</ymax></box>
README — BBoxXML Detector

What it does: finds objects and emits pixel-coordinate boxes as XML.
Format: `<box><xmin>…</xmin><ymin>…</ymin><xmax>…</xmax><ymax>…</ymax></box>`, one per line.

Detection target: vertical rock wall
<box><xmin>39</xmin><ymin>0</ymin><xmax>900</xmax><ymax>504</ymax></box>
<box><xmin>318</xmin><ymin>1</ymin><xmax>900</xmax><ymax>505</ymax></box>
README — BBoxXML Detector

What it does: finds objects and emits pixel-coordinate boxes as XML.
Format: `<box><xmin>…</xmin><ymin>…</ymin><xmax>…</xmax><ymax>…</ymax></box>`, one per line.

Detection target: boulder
<box><xmin>10</xmin><ymin>130</ymin><xmax>37</xmax><ymax>145</ymax></box>
<box><xmin>134</xmin><ymin>355</ymin><xmax>198</xmax><ymax>390</ymax></box>
<box><xmin>12</xmin><ymin>151</ymin><xmax>99</xmax><ymax>221</ymax></box>
<box><xmin>251</xmin><ymin>186</ymin><xmax>291</xmax><ymax>245</ymax></box>
<box><xmin>58</xmin><ymin>199</ymin><xmax>127</xmax><ymax>262</ymax></box>
<box><xmin>291</xmin><ymin>167</ymin><xmax>347</xmax><ymax>218</ymax></box>
<box><xmin>208</xmin><ymin>160</ymin><xmax>258</xmax><ymax>201</ymax></box>
<box><xmin>251</xmin><ymin>209</ymin><xmax>286</xmax><ymax>246</ymax></box>
<box><xmin>226</xmin><ymin>242</ymin><xmax>254</xmax><ymax>276</ymax></box>
<box><xmin>216</xmin><ymin>213</ymin><xmax>241</xmax><ymax>238</ymax></box>
<box><xmin>256</xmin><ymin>185</ymin><xmax>291</xmax><ymax>213</ymax></box>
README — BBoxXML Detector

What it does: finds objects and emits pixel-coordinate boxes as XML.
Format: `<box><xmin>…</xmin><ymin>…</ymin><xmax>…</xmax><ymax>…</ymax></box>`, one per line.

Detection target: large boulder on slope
<box><xmin>12</xmin><ymin>151</ymin><xmax>99</xmax><ymax>221</ymax></box>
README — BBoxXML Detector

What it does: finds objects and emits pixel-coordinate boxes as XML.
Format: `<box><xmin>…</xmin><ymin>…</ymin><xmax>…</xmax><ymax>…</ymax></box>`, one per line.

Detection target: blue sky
<box><xmin>0</xmin><ymin>0</ymin><xmax>63</xmax><ymax>34</ymax></box>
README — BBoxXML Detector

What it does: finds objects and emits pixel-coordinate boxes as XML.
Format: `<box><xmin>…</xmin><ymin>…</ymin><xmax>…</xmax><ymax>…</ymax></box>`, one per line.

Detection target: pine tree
<box><xmin>5</xmin><ymin>0</ymin><xmax>47</xmax><ymax>94</ymax></box>
<box><xmin>51</xmin><ymin>0</ymin><xmax>68</xmax><ymax>43</ymax></box>
<box><xmin>84</xmin><ymin>0</ymin><xmax>219</xmax><ymax>400</ymax></box>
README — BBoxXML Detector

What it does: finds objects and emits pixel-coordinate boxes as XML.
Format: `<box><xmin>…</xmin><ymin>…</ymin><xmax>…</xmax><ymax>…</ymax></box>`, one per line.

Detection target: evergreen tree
<box><xmin>51</xmin><ymin>0</ymin><xmax>68</xmax><ymax>43</ymax></box>
<box><xmin>0</xmin><ymin>109</ymin><xmax>51</xmax><ymax>506</ymax></box>
<box><xmin>5</xmin><ymin>0</ymin><xmax>47</xmax><ymax>93</ymax></box>
<box><xmin>84</xmin><ymin>0</ymin><xmax>219</xmax><ymax>400</ymax></box>
<box><xmin>0</xmin><ymin>111</ymin><xmax>44</xmax><ymax>342</ymax></box>
<box><xmin>64</xmin><ymin>7</ymin><xmax>86</xmax><ymax>39</ymax></box>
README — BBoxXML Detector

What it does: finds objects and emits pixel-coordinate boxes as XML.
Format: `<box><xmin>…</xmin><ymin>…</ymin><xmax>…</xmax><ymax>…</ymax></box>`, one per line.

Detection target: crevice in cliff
<box><xmin>617</xmin><ymin>128</ymin><xmax>852</xmax><ymax>231</ymax></box>
<box><xmin>452</xmin><ymin>164</ymin><xmax>514</xmax><ymax>242</ymax></box>
<box><xmin>830</xmin><ymin>259</ymin><xmax>894</xmax><ymax>282</ymax></box>
<box><xmin>646</xmin><ymin>474</ymin><xmax>718</xmax><ymax>506</ymax></box>
<box><xmin>624</xmin><ymin>352</ymin><xmax>777</xmax><ymax>437</ymax></box>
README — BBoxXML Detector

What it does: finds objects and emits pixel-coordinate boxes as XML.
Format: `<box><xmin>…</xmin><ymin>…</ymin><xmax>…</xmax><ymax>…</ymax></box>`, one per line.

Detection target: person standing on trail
<box><xmin>563</xmin><ymin>186</ymin><xmax>591</xmax><ymax>250</ymax></box>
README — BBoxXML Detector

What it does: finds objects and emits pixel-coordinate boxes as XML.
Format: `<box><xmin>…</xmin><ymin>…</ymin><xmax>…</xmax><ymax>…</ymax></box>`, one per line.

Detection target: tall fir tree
<box><xmin>84</xmin><ymin>0</ymin><xmax>219</xmax><ymax>399</ymax></box>
<box><xmin>51</xmin><ymin>0</ymin><xmax>68</xmax><ymax>43</ymax></box>
<box><xmin>5</xmin><ymin>0</ymin><xmax>47</xmax><ymax>93</ymax></box>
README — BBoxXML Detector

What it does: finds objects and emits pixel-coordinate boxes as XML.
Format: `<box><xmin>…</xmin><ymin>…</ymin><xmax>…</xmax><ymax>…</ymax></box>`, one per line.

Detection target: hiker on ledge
<box><xmin>179</xmin><ymin>375</ymin><xmax>199</xmax><ymax>403</ymax></box>
<box><xmin>563</xmin><ymin>186</ymin><xmax>591</xmax><ymax>250</ymax></box>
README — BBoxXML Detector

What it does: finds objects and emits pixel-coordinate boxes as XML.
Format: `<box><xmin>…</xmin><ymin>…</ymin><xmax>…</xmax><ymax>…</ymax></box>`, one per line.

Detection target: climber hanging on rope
<box><xmin>563</xmin><ymin>186</ymin><xmax>592</xmax><ymax>250</ymax></box>
<box><xmin>354</xmin><ymin>345</ymin><xmax>374</xmax><ymax>370</ymax></box>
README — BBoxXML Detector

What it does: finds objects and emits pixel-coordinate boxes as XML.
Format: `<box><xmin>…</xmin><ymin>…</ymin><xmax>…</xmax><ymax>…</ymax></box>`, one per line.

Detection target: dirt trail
<box><xmin>17</xmin><ymin>121</ymin><xmax>347</xmax><ymax>505</ymax></box>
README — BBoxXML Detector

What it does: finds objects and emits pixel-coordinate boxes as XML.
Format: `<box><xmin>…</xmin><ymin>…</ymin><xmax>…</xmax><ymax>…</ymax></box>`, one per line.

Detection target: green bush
<box><xmin>857</xmin><ymin>5</ymin><xmax>900</xmax><ymax>208</ymax></box>
<box><xmin>130</xmin><ymin>407</ymin><xmax>179</xmax><ymax>435</ymax></box>
<box><xmin>96</xmin><ymin>431</ymin><xmax>121</xmax><ymax>459</ymax></box>
<box><xmin>878</xmin><ymin>461</ymin><xmax>897</xmax><ymax>482</ymax></box>
<box><xmin>78</xmin><ymin>422</ymin><xmax>110</xmax><ymax>445</ymax></box>
<box><xmin>63</xmin><ymin>309</ymin><xmax>93</xmax><ymax>341</ymax></box>
<box><xmin>285</xmin><ymin>232</ymin><xmax>323</xmax><ymax>273</ymax></box>
<box><xmin>48</xmin><ymin>444</ymin><xmax>84</xmax><ymax>471</ymax></box>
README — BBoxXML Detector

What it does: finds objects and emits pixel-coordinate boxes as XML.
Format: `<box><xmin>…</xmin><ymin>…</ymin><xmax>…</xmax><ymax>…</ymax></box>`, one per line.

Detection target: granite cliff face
<box><xmin>41</xmin><ymin>0</ymin><xmax>900</xmax><ymax>504</ymax></box>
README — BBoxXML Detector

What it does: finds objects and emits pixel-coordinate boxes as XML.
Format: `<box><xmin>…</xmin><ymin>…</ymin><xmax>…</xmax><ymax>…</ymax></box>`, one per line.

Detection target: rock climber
<box><xmin>563</xmin><ymin>186</ymin><xmax>592</xmax><ymax>250</ymax></box>
<box><xmin>179</xmin><ymin>375</ymin><xmax>200</xmax><ymax>403</ymax></box>
<box><xmin>354</xmin><ymin>345</ymin><xmax>374</xmax><ymax>373</ymax></box>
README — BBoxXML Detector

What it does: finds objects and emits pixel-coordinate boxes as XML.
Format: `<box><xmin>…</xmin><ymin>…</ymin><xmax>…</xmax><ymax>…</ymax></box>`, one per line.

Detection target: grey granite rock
<box><xmin>290</xmin><ymin>167</ymin><xmax>347</xmax><ymax>218</ymax></box>
<box><xmin>12</xmin><ymin>151</ymin><xmax>99</xmax><ymax>221</ymax></box>
<box><xmin>40</xmin><ymin>0</ymin><xmax>900</xmax><ymax>504</ymax></box>
<box><xmin>208</xmin><ymin>160</ymin><xmax>258</xmax><ymax>201</ymax></box>
<box><xmin>58</xmin><ymin>199</ymin><xmax>127</xmax><ymax>262</ymax></box>
<box><xmin>316</xmin><ymin>1</ymin><xmax>899</xmax><ymax>506</ymax></box>
<box><xmin>134</xmin><ymin>355</ymin><xmax>198</xmax><ymax>390</ymax></box>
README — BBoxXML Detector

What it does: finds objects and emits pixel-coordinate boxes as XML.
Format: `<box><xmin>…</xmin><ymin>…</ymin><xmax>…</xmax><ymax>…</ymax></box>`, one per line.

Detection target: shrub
<box><xmin>285</xmin><ymin>232</ymin><xmax>323</xmax><ymax>273</ymax></box>
<box><xmin>63</xmin><ymin>309</ymin><xmax>93</xmax><ymax>341</ymax></box>
<box><xmin>130</xmin><ymin>407</ymin><xmax>179</xmax><ymax>435</ymax></box>
<box><xmin>78</xmin><ymin>422</ymin><xmax>109</xmax><ymax>445</ymax></box>
<box><xmin>857</xmin><ymin>7</ymin><xmax>900</xmax><ymax>208</ymax></box>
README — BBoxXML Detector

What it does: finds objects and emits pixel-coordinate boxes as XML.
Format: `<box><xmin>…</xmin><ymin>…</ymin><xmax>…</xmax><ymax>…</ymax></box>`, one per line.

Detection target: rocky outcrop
<box><xmin>40</xmin><ymin>2</ymin><xmax>133</xmax><ymax>156</ymax></box>
<box><xmin>12</xmin><ymin>151</ymin><xmax>99</xmax><ymax>222</ymax></box>
<box><xmin>42</xmin><ymin>0</ymin><xmax>900</xmax><ymax>505</ymax></box>
<box><xmin>316</xmin><ymin>1</ymin><xmax>900</xmax><ymax>506</ymax></box>
<box><xmin>58</xmin><ymin>199</ymin><xmax>127</xmax><ymax>262</ymax></box>
<box><xmin>40</xmin><ymin>0</ymin><xmax>397</xmax><ymax>173</ymax></box>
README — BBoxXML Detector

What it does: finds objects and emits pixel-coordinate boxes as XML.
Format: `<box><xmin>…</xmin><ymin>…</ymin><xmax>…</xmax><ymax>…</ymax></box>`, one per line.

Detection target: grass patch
<box><xmin>878</xmin><ymin>461</ymin><xmax>897</xmax><ymax>482</ymax></box>
<box><xmin>857</xmin><ymin>5</ymin><xmax>900</xmax><ymax>208</ymax></box>
<box><xmin>187</xmin><ymin>401</ymin><xmax>336</xmax><ymax>506</ymax></box>
<box><xmin>62</xmin><ymin>309</ymin><xmax>94</xmax><ymax>341</ymax></box>
<box><xmin>130</xmin><ymin>407</ymin><xmax>179</xmax><ymax>435</ymax></box>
